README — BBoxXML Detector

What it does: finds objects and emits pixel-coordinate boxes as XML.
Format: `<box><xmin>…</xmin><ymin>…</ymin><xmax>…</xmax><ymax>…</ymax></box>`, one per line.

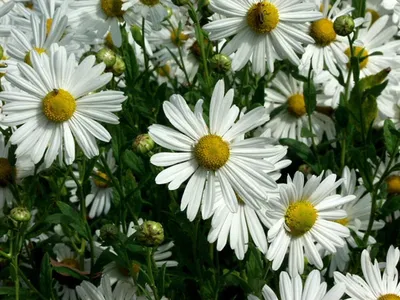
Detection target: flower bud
<box><xmin>100</xmin><ymin>223</ymin><xmax>119</xmax><ymax>243</ymax></box>
<box><xmin>334</xmin><ymin>15</ymin><xmax>355</xmax><ymax>36</ymax></box>
<box><xmin>130</xmin><ymin>25</ymin><xmax>143</xmax><ymax>47</ymax></box>
<box><xmin>10</xmin><ymin>207</ymin><xmax>31</xmax><ymax>222</ymax></box>
<box><xmin>136</xmin><ymin>221</ymin><xmax>164</xmax><ymax>246</ymax></box>
<box><xmin>298</xmin><ymin>164</ymin><xmax>312</xmax><ymax>176</ymax></box>
<box><xmin>112</xmin><ymin>55</ymin><xmax>126</xmax><ymax>76</ymax></box>
<box><xmin>96</xmin><ymin>48</ymin><xmax>116</xmax><ymax>68</ymax></box>
<box><xmin>133</xmin><ymin>134</ymin><xmax>155</xmax><ymax>154</ymax></box>
<box><xmin>210</xmin><ymin>54</ymin><xmax>232</xmax><ymax>74</ymax></box>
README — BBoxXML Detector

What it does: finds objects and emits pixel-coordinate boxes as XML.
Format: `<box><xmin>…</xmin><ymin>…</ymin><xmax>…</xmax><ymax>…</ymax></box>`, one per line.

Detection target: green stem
<box><xmin>188</xmin><ymin>2</ymin><xmax>210</xmax><ymax>89</ymax></box>
<box><xmin>146</xmin><ymin>248</ymin><xmax>159</xmax><ymax>300</ymax></box>
<box><xmin>12</xmin><ymin>254</ymin><xmax>19</xmax><ymax>300</ymax></box>
<box><xmin>19</xmin><ymin>269</ymin><xmax>48</xmax><ymax>300</ymax></box>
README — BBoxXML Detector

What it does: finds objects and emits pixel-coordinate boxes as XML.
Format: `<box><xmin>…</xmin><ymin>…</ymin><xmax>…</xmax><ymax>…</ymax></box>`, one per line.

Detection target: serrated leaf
<box><xmin>381</xmin><ymin>195</ymin><xmax>400</xmax><ymax>216</ymax></box>
<box><xmin>56</xmin><ymin>202</ymin><xmax>89</xmax><ymax>239</ymax></box>
<box><xmin>39</xmin><ymin>253</ymin><xmax>53</xmax><ymax>298</ymax></box>
<box><xmin>123</xmin><ymin>150</ymin><xmax>145</xmax><ymax>176</ymax></box>
<box><xmin>279</xmin><ymin>138</ymin><xmax>316</xmax><ymax>165</ymax></box>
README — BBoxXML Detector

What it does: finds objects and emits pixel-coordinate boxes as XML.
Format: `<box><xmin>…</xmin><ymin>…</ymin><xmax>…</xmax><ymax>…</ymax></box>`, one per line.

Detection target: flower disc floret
<box><xmin>378</xmin><ymin>295</ymin><xmax>400</xmax><ymax>300</ymax></box>
<box><xmin>0</xmin><ymin>158</ymin><xmax>14</xmax><ymax>187</ymax></box>
<box><xmin>345</xmin><ymin>46</ymin><xmax>369</xmax><ymax>69</ymax></box>
<box><xmin>247</xmin><ymin>1</ymin><xmax>279</xmax><ymax>34</ymax></box>
<box><xmin>310</xmin><ymin>18</ymin><xmax>337</xmax><ymax>46</ymax></box>
<box><xmin>140</xmin><ymin>0</ymin><xmax>160</xmax><ymax>6</ymax></box>
<box><xmin>101</xmin><ymin>0</ymin><xmax>125</xmax><ymax>17</ymax></box>
<box><xmin>61</xmin><ymin>258</ymin><xmax>80</xmax><ymax>270</ymax></box>
<box><xmin>46</xmin><ymin>18</ymin><xmax>53</xmax><ymax>35</ymax></box>
<box><xmin>42</xmin><ymin>89</ymin><xmax>76</xmax><ymax>123</ymax></box>
<box><xmin>94</xmin><ymin>171</ymin><xmax>110</xmax><ymax>188</ymax></box>
<box><xmin>285</xmin><ymin>200</ymin><xmax>318</xmax><ymax>236</ymax></box>
<box><xmin>287</xmin><ymin>94</ymin><xmax>306</xmax><ymax>117</ymax></box>
<box><xmin>24</xmin><ymin>48</ymin><xmax>46</xmax><ymax>65</ymax></box>
<box><xmin>386</xmin><ymin>175</ymin><xmax>400</xmax><ymax>194</ymax></box>
<box><xmin>170</xmin><ymin>29</ymin><xmax>189</xmax><ymax>46</ymax></box>
<box><xmin>334</xmin><ymin>218</ymin><xmax>349</xmax><ymax>226</ymax></box>
<box><xmin>194</xmin><ymin>135</ymin><xmax>230</xmax><ymax>171</ymax></box>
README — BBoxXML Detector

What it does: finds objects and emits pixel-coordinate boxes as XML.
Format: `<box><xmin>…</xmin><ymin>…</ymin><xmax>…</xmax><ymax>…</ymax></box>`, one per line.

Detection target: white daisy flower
<box><xmin>334</xmin><ymin>245</ymin><xmax>400</xmax><ymax>300</ymax></box>
<box><xmin>149</xmin><ymin>79</ymin><xmax>282</xmax><ymax>221</ymax></box>
<box><xmin>208</xmin><ymin>143</ymin><xmax>290</xmax><ymax>260</ymax></box>
<box><xmin>0</xmin><ymin>1</ymin><xmax>13</xmax><ymax>19</ymax></box>
<box><xmin>300</xmin><ymin>0</ymin><xmax>363</xmax><ymax>76</ymax></box>
<box><xmin>266</xmin><ymin>171</ymin><xmax>356</xmax><ymax>276</ymax></box>
<box><xmin>202</xmin><ymin>0</ymin><xmax>322</xmax><ymax>76</ymax></box>
<box><xmin>326</xmin><ymin>167</ymin><xmax>385</xmax><ymax>276</ymax></box>
<box><xmin>77</xmin><ymin>275</ymin><xmax>136</xmax><ymax>300</ymax></box>
<box><xmin>52</xmin><ymin>243</ymin><xmax>91</xmax><ymax>300</ymax></box>
<box><xmin>341</xmin><ymin>15</ymin><xmax>400</xmax><ymax>83</ymax></box>
<box><xmin>261</xmin><ymin>71</ymin><xmax>336</xmax><ymax>146</ymax></box>
<box><xmin>260</xmin><ymin>270</ymin><xmax>345</xmax><ymax>300</ymax></box>
<box><xmin>0</xmin><ymin>45</ymin><xmax>126</xmax><ymax>168</ymax></box>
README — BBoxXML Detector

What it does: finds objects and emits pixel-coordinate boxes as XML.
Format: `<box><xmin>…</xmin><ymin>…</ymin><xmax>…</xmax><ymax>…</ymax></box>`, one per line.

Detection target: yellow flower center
<box><xmin>157</xmin><ymin>64</ymin><xmax>171</xmax><ymax>77</ymax></box>
<box><xmin>25</xmin><ymin>2</ymin><xmax>34</xmax><ymax>9</ymax></box>
<box><xmin>247</xmin><ymin>1</ymin><xmax>279</xmax><ymax>34</ymax></box>
<box><xmin>378</xmin><ymin>294</ymin><xmax>400</xmax><ymax>300</ymax></box>
<box><xmin>93</xmin><ymin>171</ymin><xmax>111</xmax><ymax>188</ymax></box>
<box><xmin>287</xmin><ymin>94</ymin><xmax>306</xmax><ymax>117</ymax></box>
<box><xmin>334</xmin><ymin>218</ymin><xmax>349</xmax><ymax>226</ymax></box>
<box><xmin>366</xmin><ymin>9</ymin><xmax>380</xmax><ymax>25</ymax></box>
<box><xmin>309</xmin><ymin>18</ymin><xmax>337</xmax><ymax>47</ymax></box>
<box><xmin>170</xmin><ymin>29</ymin><xmax>189</xmax><ymax>47</ymax></box>
<box><xmin>386</xmin><ymin>175</ymin><xmax>400</xmax><ymax>194</ymax></box>
<box><xmin>42</xmin><ymin>89</ymin><xmax>76</xmax><ymax>122</ymax></box>
<box><xmin>61</xmin><ymin>258</ymin><xmax>80</xmax><ymax>270</ymax></box>
<box><xmin>194</xmin><ymin>135</ymin><xmax>230</xmax><ymax>171</ymax></box>
<box><xmin>140</xmin><ymin>0</ymin><xmax>160</xmax><ymax>6</ymax></box>
<box><xmin>101</xmin><ymin>0</ymin><xmax>125</xmax><ymax>17</ymax></box>
<box><xmin>285</xmin><ymin>200</ymin><xmax>318</xmax><ymax>236</ymax></box>
<box><xmin>345</xmin><ymin>46</ymin><xmax>369</xmax><ymax>70</ymax></box>
<box><xmin>0</xmin><ymin>158</ymin><xmax>14</xmax><ymax>188</ymax></box>
<box><xmin>46</xmin><ymin>18</ymin><xmax>53</xmax><ymax>36</ymax></box>
<box><xmin>24</xmin><ymin>47</ymin><xmax>46</xmax><ymax>66</ymax></box>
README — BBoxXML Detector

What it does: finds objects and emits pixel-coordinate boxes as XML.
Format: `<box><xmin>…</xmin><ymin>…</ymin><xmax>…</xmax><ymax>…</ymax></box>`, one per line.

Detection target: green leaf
<box><xmin>56</xmin><ymin>201</ymin><xmax>89</xmax><ymax>239</ymax></box>
<box><xmin>39</xmin><ymin>253</ymin><xmax>53</xmax><ymax>298</ymax></box>
<box><xmin>300</xmin><ymin>127</ymin><xmax>316</xmax><ymax>138</ymax></box>
<box><xmin>381</xmin><ymin>195</ymin><xmax>400</xmax><ymax>216</ymax></box>
<box><xmin>123</xmin><ymin>150</ymin><xmax>146</xmax><ymax>176</ymax></box>
<box><xmin>384</xmin><ymin>119</ymin><xmax>399</xmax><ymax>155</ymax></box>
<box><xmin>335</xmin><ymin>105</ymin><xmax>349</xmax><ymax>128</ymax></box>
<box><xmin>279</xmin><ymin>138</ymin><xmax>316</xmax><ymax>165</ymax></box>
<box><xmin>156</xmin><ymin>263</ymin><xmax>167</xmax><ymax>297</ymax></box>
<box><xmin>304</xmin><ymin>78</ymin><xmax>317</xmax><ymax>115</ymax></box>
<box><xmin>53</xmin><ymin>266</ymin><xmax>89</xmax><ymax>281</ymax></box>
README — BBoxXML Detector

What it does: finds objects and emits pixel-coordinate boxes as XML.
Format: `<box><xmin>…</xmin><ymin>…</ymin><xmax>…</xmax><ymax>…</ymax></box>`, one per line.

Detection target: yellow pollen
<box><xmin>309</xmin><ymin>18</ymin><xmax>337</xmax><ymax>47</ymax></box>
<box><xmin>140</xmin><ymin>0</ymin><xmax>160</xmax><ymax>6</ymax></box>
<box><xmin>157</xmin><ymin>64</ymin><xmax>171</xmax><ymax>77</ymax></box>
<box><xmin>94</xmin><ymin>171</ymin><xmax>111</xmax><ymax>188</ymax></box>
<box><xmin>366</xmin><ymin>9</ymin><xmax>380</xmax><ymax>25</ymax></box>
<box><xmin>42</xmin><ymin>89</ymin><xmax>76</xmax><ymax>122</ymax></box>
<box><xmin>101</xmin><ymin>0</ymin><xmax>125</xmax><ymax>17</ymax></box>
<box><xmin>287</xmin><ymin>94</ymin><xmax>306</xmax><ymax>117</ymax></box>
<box><xmin>386</xmin><ymin>175</ymin><xmax>400</xmax><ymax>194</ymax></box>
<box><xmin>285</xmin><ymin>200</ymin><xmax>318</xmax><ymax>237</ymax></box>
<box><xmin>247</xmin><ymin>1</ymin><xmax>279</xmax><ymax>34</ymax></box>
<box><xmin>61</xmin><ymin>258</ymin><xmax>80</xmax><ymax>270</ymax></box>
<box><xmin>319</xmin><ymin>4</ymin><xmax>332</xmax><ymax>12</ymax></box>
<box><xmin>0</xmin><ymin>158</ymin><xmax>14</xmax><ymax>187</ymax></box>
<box><xmin>345</xmin><ymin>46</ymin><xmax>369</xmax><ymax>70</ymax></box>
<box><xmin>334</xmin><ymin>218</ymin><xmax>349</xmax><ymax>226</ymax></box>
<box><xmin>24</xmin><ymin>48</ymin><xmax>46</xmax><ymax>66</ymax></box>
<box><xmin>194</xmin><ymin>135</ymin><xmax>230</xmax><ymax>171</ymax></box>
<box><xmin>46</xmin><ymin>18</ymin><xmax>53</xmax><ymax>36</ymax></box>
<box><xmin>378</xmin><ymin>294</ymin><xmax>400</xmax><ymax>300</ymax></box>
<box><xmin>170</xmin><ymin>29</ymin><xmax>189</xmax><ymax>47</ymax></box>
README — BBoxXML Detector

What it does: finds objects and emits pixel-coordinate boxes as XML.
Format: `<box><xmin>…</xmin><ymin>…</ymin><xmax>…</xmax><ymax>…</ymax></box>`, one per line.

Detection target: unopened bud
<box><xmin>210</xmin><ymin>54</ymin><xmax>232</xmax><ymax>74</ymax></box>
<box><xmin>112</xmin><ymin>55</ymin><xmax>126</xmax><ymax>76</ymax></box>
<box><xmin>136</xmin><ymin>221</ymin><xmax>164</xmax><ymax>246</ymax></box>
<box><xmin>298</xmin><ymin>164</ymin><xmax>312</xmax><ymax>176</ymax></box>
<box><xmin>334</xmin><ymin>15</ymin><xmax>355</xmax><ymax>36</ymax></box>
<box><xmin>10</xmin><ymin>207</ymin><xmax>31</xmax><ymax>222</ymax></box>
<box><xmin>100</xmin><ymin>223</ymin><xmax>119</xmax><ymax>243</ymax></box>
<box><xmin>130</xmin><ymin>25</ymin><xmax>143</xmax><ymax>47</ymax></box>
<box><xmin>96</xmin><ymin>48</ymin><xmax>116</xmax><ymax>68</ymax></box>
<box><xmin>133</xmin><ymin>134</ymin><xmax>155</xmax><ymax>154</ymax></box>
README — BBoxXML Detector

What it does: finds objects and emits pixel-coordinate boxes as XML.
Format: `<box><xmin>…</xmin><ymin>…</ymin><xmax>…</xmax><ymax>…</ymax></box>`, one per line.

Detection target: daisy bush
<box><xmin>1</xmin><ymin>0</ymin><xmax>400</xmax><ymax>299</ymax></box>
